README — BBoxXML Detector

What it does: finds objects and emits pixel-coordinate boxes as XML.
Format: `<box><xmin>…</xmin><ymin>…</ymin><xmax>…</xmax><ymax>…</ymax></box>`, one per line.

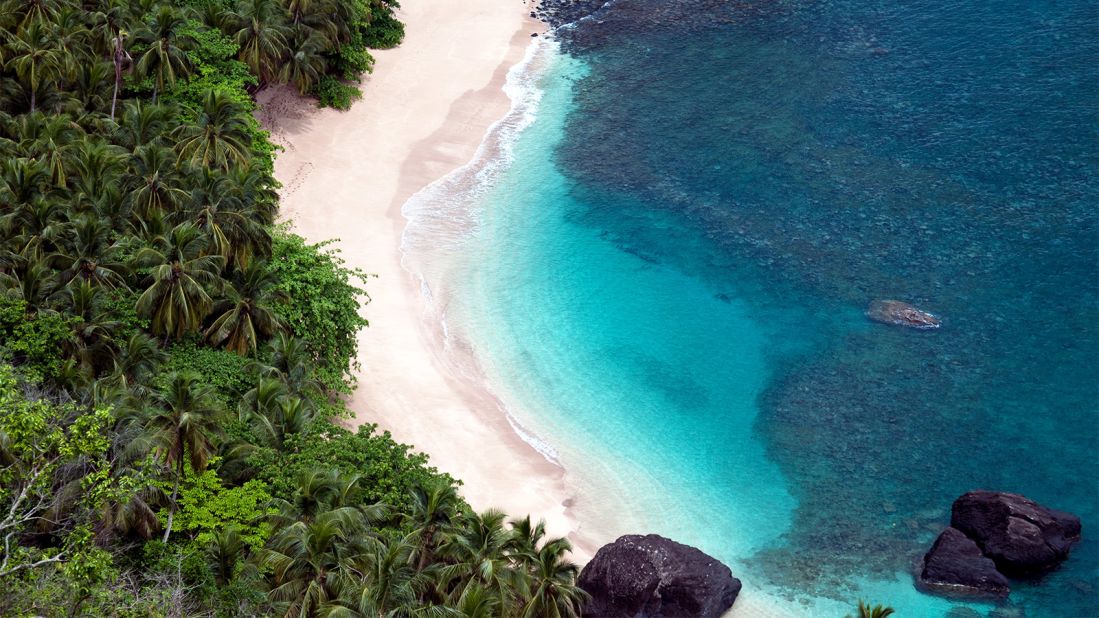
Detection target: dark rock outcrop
<box><xmin>919</xmin><ymin>527</ymin><xmax>1010</xmax><ymax>598</ymax></box>
<box><xmin>951</xmin><ymin>491</ymin><xmax>1082</xmax><ymax>576</ymax></box>
<box><xmin>866</xmin><ymin>299</ymin><xmax>941</xmax><ymax>329</ymax></box>
<box><xmin>578</xmin><ymin>534</ymin><xmax>740</xmax><ymax>617</ymax></box>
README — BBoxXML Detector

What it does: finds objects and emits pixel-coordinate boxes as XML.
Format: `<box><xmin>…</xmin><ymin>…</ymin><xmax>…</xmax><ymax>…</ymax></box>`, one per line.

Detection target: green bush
<box><xmin>253</xmin><ymin>418</ymin><xmax>455</xmax><ymax>515</ymax></box>
<box><xmin>165</xmin><ymin>464</ymin><xmax>276</xmax><ymax>550</ymax></box>
<box><xmin>363</xmin><ymin>8</ymin><xmax>406</xmax><ymax>49</ymax></box>
<box><xmin>265</xmin><ymin>231</ymin><xmax>370</xmax><ymax>392</ymax></box>
<box><xmin>0</xmin><ymin>298</ymin><xmax>76</xmax><ymax>383</ymax></box>
<box><xmin>162</xmin><ymin>341</ymin><xmax>253</xmax><ymax>404</ymax></box>
<box><xmin>313</xmin><ymin>75</ymin><xmax>363</xmax><ymax>111</ymax></box>
<box><xmin>330</xmin><ymin>33</ymin><xmax>376</xmax><ymax>81</ymax></box>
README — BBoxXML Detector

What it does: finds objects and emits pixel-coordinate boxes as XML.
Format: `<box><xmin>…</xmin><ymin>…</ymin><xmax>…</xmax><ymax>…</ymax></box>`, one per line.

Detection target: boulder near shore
<box><xmin>578</xmin><ymin>534</ymin><xmax>741</xmax><ymax>617</ymax></box>
<box><xmin>866</xmin><ymin>299</ymin><xmax>941</xmax><ymax>329</ymax></box>
<box><xmin>919</xmin><ymin>491</ymin><xmax>1082</xmax><ymax>600</ymax></box>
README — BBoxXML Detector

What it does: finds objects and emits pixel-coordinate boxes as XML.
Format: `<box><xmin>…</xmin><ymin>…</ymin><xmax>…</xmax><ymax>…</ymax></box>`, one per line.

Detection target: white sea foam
<box><xmin>400</xmin><ymin>37</ymin><xmax>556</xmax><ymax>265</ymax></box>
<box><xmin>397</xmin><ymin>37</ymin><xmax>564</xmax><ymax>467</ymax></box>
<box><xmin>503</xmin><ymin>406</ymin><xmax>562</xmax><ymax>465</ymax></box>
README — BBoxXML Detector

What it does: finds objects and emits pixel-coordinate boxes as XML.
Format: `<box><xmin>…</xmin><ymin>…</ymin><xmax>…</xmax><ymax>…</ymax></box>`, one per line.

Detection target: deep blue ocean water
<box><xmin>404</xmin><ymin>0</ymin><xmax>1098</xmax><ymax>615</ymax></box>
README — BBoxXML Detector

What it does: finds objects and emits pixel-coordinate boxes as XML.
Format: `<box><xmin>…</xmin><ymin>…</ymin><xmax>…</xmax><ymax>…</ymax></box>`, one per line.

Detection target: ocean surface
<box><xmin>402</xmin><ymin>0</ymin><xmax>1099</xmax><ymax>615</ymax></box>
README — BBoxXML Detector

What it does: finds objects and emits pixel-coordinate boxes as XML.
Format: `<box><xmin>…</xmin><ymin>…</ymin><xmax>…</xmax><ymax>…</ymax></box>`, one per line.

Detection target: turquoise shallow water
<box><xmin>403</xmin><ymin>1</ymin><xmax>1098</xmax><ymax>615</ymax></box>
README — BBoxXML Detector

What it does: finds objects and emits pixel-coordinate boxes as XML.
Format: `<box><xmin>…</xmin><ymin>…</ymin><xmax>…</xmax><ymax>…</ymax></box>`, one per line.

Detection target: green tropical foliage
<box><xmin>848</xmin><ymin>600</ymin><xmax>897</xmax><ymax>618</ymax></box>
<box><xmin>0</xmin><ymin>1</ymin><xmax>588</xmax><ymax>616</ymax></box>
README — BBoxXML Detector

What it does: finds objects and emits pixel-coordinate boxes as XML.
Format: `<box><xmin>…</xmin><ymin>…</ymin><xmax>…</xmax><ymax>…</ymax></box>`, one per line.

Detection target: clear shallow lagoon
<box><xmin>403</xmin><ymin>1</ymin><xmax>1099</xmax><ymax>615</ymax></box>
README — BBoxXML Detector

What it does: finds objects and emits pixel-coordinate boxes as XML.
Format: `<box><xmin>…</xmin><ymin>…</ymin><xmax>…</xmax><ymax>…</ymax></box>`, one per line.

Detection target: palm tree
<box><xmin>96</xmin><ymin>463</ymin><xmax>165</xmax><ymax>541</ymax></box>
<box><xmin>55</xmin><ymin>280</ymin><xmax>120</xmax><ymax>374</ymax></box>
<box><xmin>449</xmin><ymin>583</ymin><xmax>501</xmax><ymax>618</ymax></box>
<box><xmin>205</xmin><ymin>262</ymin><xmax>286</xmax><ymax>355</ymax></box>
<box><xmin>279</xmin><ymin>29</ymin><xmax>326</xmax><ymax>95</ymax></box>
<box><xmin>1</xmin><ymin>253</ymin><xmax>58</xmax><ymax>311</ymax></box>
<box><xmin>126</xmin><ymin>143</ymin><xmax>188</xmax><ymax>217</ymax></box>
<box><xmin>109</xmin><ymin>30</ymin><xmax>131</xmax><ymax>119</ymax></box>
<box><xmin>288</xmin><ymin>0</ymin><xmax>350</xmax><ymax>49</ymax></box>
<box><xmin>184</xmin><ymin>172</ymin><xmax>272</xmax><ymax>269</ymax></box>
<box><xmin>68</xmin><ymin>138</ymin><xmax>127</xmax><ymax>213</ymax></box>
<box><xmin>517</xmin><ymin>537</ymin><xmax>586</xmax><ymax>618</ymax></box>
<box><xmin>72</xmin><ymin>60</ymin><xmax>115</xmax><ymax>116</ymax></box>
<box><xmin>250</xmin><ymin>333</ymin><xmax>324</xmax><ymax>399</ymax></box>
<box><xmin>405</xmin><ymin>478</ymin><xmax>462</xmax><ymax>575</ymax></box>
<box><xmin>134</xmin><ymin>222</ymin><xmax>225</xmax><ymax>340</ymax></box>
<box><xmin>319</xmin><ymin>535</ymin><xmax>435</xmax><ymax>618</ymax></box>
<box><xmin>508</xmin><ymin>516</ymin><xmax>546</xmax><ymax>563</ymax></box>
<box><xmin>5</xmin><ymin>21</ymin><xmax>64</xmax><ymax>112</ymax></box>
<box><xmin>172</xmin><ymin>90</ymin><xmax>253</xmax><ymax>172</ymax></box>
<box><xmin>51</xmin><ymin>5</ymin><xmax>91</xmax><ymax>80</ymax></box>
<box><xmin>207</xmin><ymin>525</ymin><xmax>249</xmax><ymax>586</ymax></box>
<box><xmin>239</xmin><ymin>377</ymin><xmax>312</xmax><ymax>452</ymax></box>
<box><xmin>145</xmin><ymin>371</ymin><xmax>225</xmax><ymax>541</ymax></box>
<box><xmin>272</xmin><ymin>469</ymin><xmax>368</xmax><ymax>523</ymax></box>
<box><xmin>225</xmin><ymin>165</ymin><xmax>278</xmax><ymax>224</ymax></box>
<box><xmin>2</xmin><ymin>0</ymin><xmax>67</xmax><ymax>30</ymax></box>
<box><xmin>260</xmin><ymin>506</ymin><xmax>367</xmax><ymax>617</ymax></box>
<box><xmin>50</xmin><ymin>213</ymin><xmax>129</xmax><ymax>289</ymax></box>
<box><xmin>133</xmin><ymin>5</ymin><xmax>195</xmax><ymax>103</ymax></box>
<box><xmin>438</xmin><ymin>510</ymin><xmax>517</xmax><ymax>606</ymax></box>
<box><xmin>0</xmin><ymin>155</ymin><xmax>54</xmax><ymax>209</ymax></box>
<box><xmin>112</xmin><ymin>99</ymin><xmax>172</xmax><ymax>151</ymax></box>
<box><xmin>847</xmin><ymin>600</ymin><xmax>896</xmax><ymax>618</ymax></box>
<box><xmin>10</xmin><ymin>111</ymin><xmax>80</xmax><ymax>187</ymax></box>
<box><xmin>91</xmin><ymin>3</ymin><xmax>133</xmax><ymax>120</ymax></box>
<box><xmin>0</xmin><ymin>165</ymin><xmax>65</xmax><ymax>256</ymax></box>
<box><xmin>230</xmin><ymin>0</ymin><xmax>290</xmax><ymax>85</ymax></box>
<box><xmin>110</xmin><ymin>331</ymin><xmax>166</xmax><ymax>391</ymax></box>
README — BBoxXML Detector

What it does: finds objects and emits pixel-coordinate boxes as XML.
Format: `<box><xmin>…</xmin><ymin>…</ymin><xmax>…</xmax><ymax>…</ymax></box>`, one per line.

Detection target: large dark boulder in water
<box><xmin>866</xmin><ymin>299</ymin><xmax>941</xmax><ymax>329</ymax></box>
<box><xmin>919</xmin><ymin>527</ymin><xmax>1010</xmax><ymax>598</ymax></box>
<box><xmin>578</xmin><ymin>534</ymin><xmax>740</xmax><ymax>617</ymax></box>
<box><xmin>951</xmin><ymin>491</ymin><xmax>1082</xmax><ymax>576</ymax></box>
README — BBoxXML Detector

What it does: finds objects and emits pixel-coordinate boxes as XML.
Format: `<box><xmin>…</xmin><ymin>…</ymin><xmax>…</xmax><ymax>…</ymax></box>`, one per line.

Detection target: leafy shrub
<box><xmin>162</xmin><ymin>340</ymin><xmax>253</xmax><ymax>404</ymax></box>
<box><xmin>330</xmin><ymin>33</ymin><xmax>376</xmax><ymax>81</ymax></box>
<box><xmin>363</xmin><ymin>8</ymin><xmax>406</xmax><ymax>49</ymax></box>
<box><xmin>252</xmin><ymin>418</ymin><xmax>455</xmax><ymax>514</ymax></box>
<box><xmin>0</xmin><ymin>298</ymin><xmax>76</xmax><ymax>383</ymax></box>
<box><xmin>265</xmin><ymin>231</ymin><xmax>370</xmax><ymax>392</ymax></box>
<box><xmin>313</xmin><ymin>75</ymin><xmax>363</xmax><ymax>111</ymax></box>
<box><xmin>167</xmin><ymin>464</ymin><xmax>275</xmax><ymax>550</ymax></box>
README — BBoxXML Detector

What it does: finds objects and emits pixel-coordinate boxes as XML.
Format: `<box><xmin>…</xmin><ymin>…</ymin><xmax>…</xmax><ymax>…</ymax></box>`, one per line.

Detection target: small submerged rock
<box><xmin>578</xmin><ymin>534</ymin><xmax>741</xmax><ymax>617</ymax></box>
<box><xmin>866</xmin><ymin>299</ymin><xmax>941</xmax><ymax>329</ymax></box>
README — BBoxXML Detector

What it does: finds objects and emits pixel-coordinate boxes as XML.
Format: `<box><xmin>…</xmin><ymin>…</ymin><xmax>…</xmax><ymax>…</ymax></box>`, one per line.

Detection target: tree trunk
<box><xmin>111</xmin><ymin>45</ymin><xmax>122</xmax><ymax>120</ymax></box>
<box><xmin>415</xmin><ymin>525</ymin><xmax>435</xmax><ymax>572</ymax></box>
<box><xmin>162</xmin><ymin>468</ymin><xmax>180</xmax><ymax>542</ymax></box>
<box><xmin>111</xmin><ymin>74</ymin><xmax>120</xmax><ymax>120</ymax></box>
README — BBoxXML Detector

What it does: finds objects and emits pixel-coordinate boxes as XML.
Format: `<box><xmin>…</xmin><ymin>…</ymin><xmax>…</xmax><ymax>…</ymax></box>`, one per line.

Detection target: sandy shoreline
<box><xmin>257</xmin><ymin>0</ymin><xmax>596</xmax><ymax>558</ymax></box>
